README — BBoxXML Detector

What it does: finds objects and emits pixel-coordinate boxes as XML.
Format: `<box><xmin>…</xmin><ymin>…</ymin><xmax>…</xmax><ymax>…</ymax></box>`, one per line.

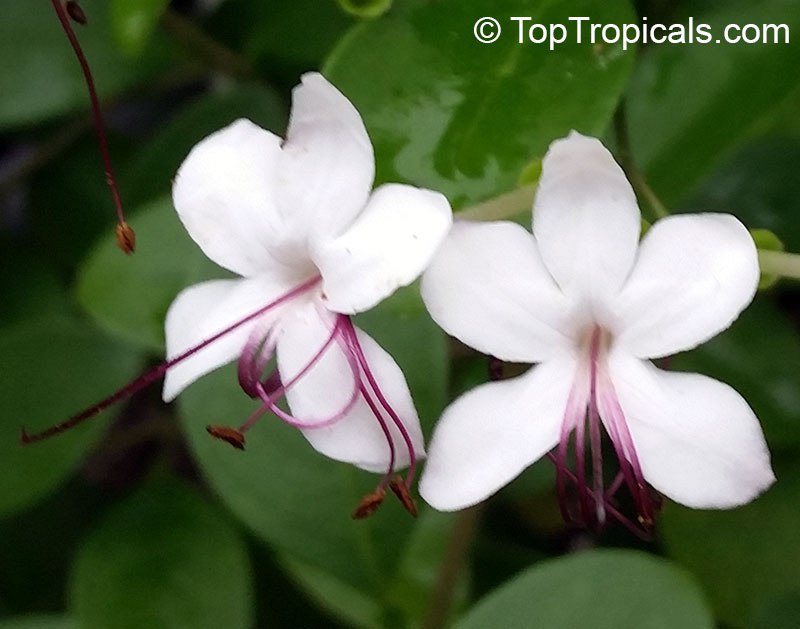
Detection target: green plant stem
<box><xmin>759</xmin><ymin>250</ymin><xmax>800</xmax><ymax>281</ymax></box>
<box><xmin>457</xmin><ymin>184</ymin><xmax>536</xmax><ymax>222</ymax></box>
<box><xmin>421</xmin><ymin>505</ymin><xmax>482</xmax><ymax>629</ymax></box>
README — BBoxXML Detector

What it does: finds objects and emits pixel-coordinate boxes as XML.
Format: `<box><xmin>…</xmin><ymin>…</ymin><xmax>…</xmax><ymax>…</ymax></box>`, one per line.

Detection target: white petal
<box><xmin>173</xmin><ymin>119</ymin><xmax>295</xmax><ymax>277</ymax></box>
<box><xmin>312</xmin><ymin>184</ymin><xmax>452</xmax><ymax>314</ymax></box>
<box><xmin>607</xmin><ymin>350</ymin><xmax>774</xmax><ymax>508</ymax></box>
<box><xmin>162</xmin><ymin>275</ymin><xmax>295</xmax><ymax>402</ymax></box>
<box><xmin>533</xmin><ymin>132</ymin><xmax>641</xmax><ymax>306</ymax></box>
<box><xmin>420</xmin><ymin>356</ymin><xmax>577</xmax><ymax>511</ymax></box>
<box><xmin>614</xmin><ymin>213</ymin><xmax>759</xmax><ymax>359</ymax></box>
<box><xmin>276</xmin><ymin>304</ymin><xmax>424</xmax><ymax>472</ymax></box>
<box><xmin>421</xmin><ymin>221</ymin><xmax>571</xmax><ymax>363</ymax></box>
<box><xmin>278</xmin><ymin>73</ymin><xmax>375</xmax><ymax>245</ymax></box>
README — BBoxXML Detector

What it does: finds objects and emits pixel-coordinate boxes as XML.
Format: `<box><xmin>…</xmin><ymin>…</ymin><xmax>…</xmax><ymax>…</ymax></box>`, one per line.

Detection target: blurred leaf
<box><xmin>325</xmin><ymin>0</ymin><xmax>635</xmax><ymax>208</ymax></box>
<box><xmin>178</xmin><ymin>298</ymin><xmax>448</xmax><ymax>600</ymax></box>
<box><xmin>0</xmin><ymin>248</ymin><xmax>67</xmax><ymax>328</ymax></box>
<box><xmin>180</xmin><ymin>363</ymin><xmax>413</xmax><ymax>592</ymax></box>
<box><xmin>684</xmin><ymin>137</ymin><xmax>800</xmax><ymax>252</ymax></box>
<box><xmin>123</xmin><ymin>83</ymin><xmax>287</xmax><ymax>207</ymax></box>
<box><xmin>671</xmin><ymin>299</ymin><xmax>800</xmax><ymax>449</ymax></box>
<box><xmin>0</xmin><ymin>615</ymin><xmax>74</xmax><ymax>629</ymax></box>
<box><xmin>0</xmin><ymin>0</ymin><xmax>172</xmax><ymax>129</ymax></box>
<box><xmin>337</xmin><ymin>0</ymin><xmax>393</xmax><ymax>19</ymax></box>
<box><xmin>661</xmin><ymin>458</ymin><xmax>800</xmax><ymax>628</ymax></box>
<box><xmin>456</xmin><ymin>549</ymin><xmax>714</xmax><ymax>629</ymax></box>
<box><xmin>70</xmin><ymin>479</ymin><xmax>253</xmax><ymax>629</ymax></box>
<box><xmin>750</xmin><ymin>592</ymin><xmax>800</xmax><ymax>629</ymax></box>
<box><xmin>109</xmin><ymin>0</ymin><xmax>170</xmax><ymax>57</ymax></box>
<box><xmin>627</xmin><ymin>0</ymin><xmax>800</xmax><ymax>205</ymax></box>
<box><xmin>77</xmin><ymin>197</ymin><xmax>225</xmax><ymax>352</ymax></box>
<box><xmin>0</xmin><ymin>317</ymin><xmax>142</xmax><ymax>517</ymax></box>
<box><xmin>281</xmin><ymin>556</ymin><xmax>383</xmax><ymax>628</ymax></box>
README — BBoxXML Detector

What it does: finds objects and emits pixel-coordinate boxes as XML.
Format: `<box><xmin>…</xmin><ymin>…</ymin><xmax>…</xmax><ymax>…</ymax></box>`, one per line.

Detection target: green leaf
<box><xmin>456</xmin><ymin>550</ymin><xmax>714</xmax><ymax>629</ymax></box>
<box><xmin>337</xmin><ymin>0</ymin><xmax>393</xmax><ymax>19</ymax></box>
<box><xmin>0</xmin><ymin>317</ymin><xmax>142</xmax><ymax>517</ymax></box>
<box><xmin>627</xmin><ymin>0</ymin><xmax>800</xmax><ymax>205</ymax></box>
<box><xmin>671</xmin><ymin>299</ymin><xmax>800</xmax><ymax>449</ymax></box>
<box><xmin>661</xmin><ymin>458</ymin><xmax>800</xmax><ymax>628</ymax></box>
<box><xmin>109</xmin><ymin>0</ymin><xmax>170</xmax><ymax>57</ymax></box>
<box><xmin>70</xmin><ymin>479</ymin><xmax>253</xmax><ymax>629</ymax></box>
<box><xmin>0</xmin><ymin>0</ymin><xmax>171</xmax><ymax>129</ymax></box>
<box><xmin>0</xmin><ymin>616</ymin><xmax>74</xmax><ymax>629</ymax></box>
<box><xmin>325</xmin><ymin>0</ymin><xmax>635</xmax><ymax>208</ymax></box>
<box><xmin>77</xmin><ymin>197</ymin><xmax>225</xmax><ymax>352</ymax></box>
<box><xmin>180</xmin><ymin>364</ymin><xmax>413</xmax><ymax>592</ymax></box>
<box><xmin>178</xmin><ymin>296</ymin><xmax>448</xmax><ymax>600</ymax></box>
<box><xmin>122</xmin><ymin>83</ymin><xmax>287</xmax><ymax>207</ymax></box>
<box><xmin>684</xmin><ymin>137</ymin><xmax>800</xmax><ymax>252</ymax></box>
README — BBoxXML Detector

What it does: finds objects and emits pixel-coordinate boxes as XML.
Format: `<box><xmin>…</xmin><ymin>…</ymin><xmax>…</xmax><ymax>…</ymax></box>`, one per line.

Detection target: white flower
<box><xmin>419</xmin><ymin>131</ymin><xmax>774</xmax><ymax>531</ymax></box>
<box><xmin>164</xmin><ymin>72</ymin><xmax>452</xmax><ymax>515</ymax></box>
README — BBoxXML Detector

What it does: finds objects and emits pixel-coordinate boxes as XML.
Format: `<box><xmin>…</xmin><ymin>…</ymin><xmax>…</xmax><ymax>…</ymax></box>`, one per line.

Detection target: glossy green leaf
<box><xmin>627</xmin><ymin>0</ymin><xmax>800</xmax><ymax>205</ymax></box>
<box><xmin>178</xmin><ymin>298</ymin><xmax>448</xmax><ymax>595</ymax></box>
<box><xmin>671</xmin><ymin>299</ymin><xmax>800</xmax><ymax>448</ymax></box>
<box><xmin>77</xmin><ymin>197</ymin><xmax>225</xmax><ymax>352</ymax></box>
<box><xmin>109</xmin><ymin>0</ymin><xmax>170</xmax><ymax>57</ymax></box>
<box><xmin>456</xmin><ymin>550</ymin><xmax>714</xmax><ymax>629</ymax></box>
<box><xmin>122</xmin><ymin>83</ymin><xmax>287</xmax><ymax>207</ymax></box>
<box><xmin>0</xmin><ymin>616</ymin><xmax>74</xmax><ymax>629</ymax></box>
<box><xmin>0</xmin><ymin>0</ymin><xmax>171</xmax><ymax>129</ymax></box>
<box><xmin>661</xmin><ymin>458</ymin><xmax>800</xmax><ymax>628</ymax></box>
<box><xmin>70</xmin><ymin>479</ymin><xmax>253</xmax><ymax>629</ymax></box>
<box><xmin>325</xmin><ymin>0</ymin><xmax>635</xmax><ymax>208</ymax></box>
<box><xmin>0</xmin><ymin>317</ymin><xmax>142</xmax><ymax>516</ymax></box>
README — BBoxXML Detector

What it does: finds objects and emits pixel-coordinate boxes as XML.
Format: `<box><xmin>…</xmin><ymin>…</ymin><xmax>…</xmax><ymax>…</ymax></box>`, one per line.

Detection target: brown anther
<box><xmin>352</xmin><ymin>488</ymin><xmax>386</xmax><ymax>519</ymax></box>
<box><xmin>206</xmin><ymin>425</ymin><xmax>246</xmax><ymax>450</ymax></box>
<box><xmin>115</xmin><ymin>222</ymin><xmax>136</xmax><ymax>255</ymax></box>
<box><xmin>65</xmin><ymin>0</ymin><xmax>87</xmax><ymax>25</ymax></box>
<box><xmin>389</xmin><ymin>476</ymin><xmax>418</xmax><ymax>517</ymax></box>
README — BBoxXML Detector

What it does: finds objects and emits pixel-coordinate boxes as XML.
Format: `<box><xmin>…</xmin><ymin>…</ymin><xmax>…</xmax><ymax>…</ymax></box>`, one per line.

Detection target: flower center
<box><xmin>549</xmin><ymin>325</ymin><xmax>661</xmax><ymax>537</ymax></box>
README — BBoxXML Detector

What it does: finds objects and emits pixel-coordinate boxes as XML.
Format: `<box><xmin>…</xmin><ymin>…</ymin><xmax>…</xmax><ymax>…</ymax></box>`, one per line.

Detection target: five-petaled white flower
<box><xmin>419</xmin><ymin>131</ymin><xmax>774</xmax><ymax>532</ymax></box>
<box><xmin>164</xmin><ymin>72</ymin><xmax>452</xmax><ymax>516</ymax></box>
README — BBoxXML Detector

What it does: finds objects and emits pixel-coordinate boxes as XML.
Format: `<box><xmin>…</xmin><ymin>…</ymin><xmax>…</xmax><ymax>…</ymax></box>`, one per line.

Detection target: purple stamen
<box><xmin>340</xmin><ymin>316</ymin><xmax>419</xmax><ymax>486</ymax></box>
<box><xmin>549</xmin><ymin>325</ymin><xmax>658</xmax><ymax>535</ymax></box>
<box><xmin>21</xmin><ymin>275</ymin><xmax>322</xmax><ymax>444</ymax></box>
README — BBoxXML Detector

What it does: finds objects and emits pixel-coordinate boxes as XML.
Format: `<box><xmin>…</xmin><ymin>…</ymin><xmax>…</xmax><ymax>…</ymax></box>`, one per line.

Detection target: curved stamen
<box><xmin>339</xmin><ymin>317</ymin><xmax>419</xmax><ymax>487</ymax></box>
<box><xmin>22</xmin><ymin>275</ymin><xmax>322</xmax><ymax>444</ymax></box>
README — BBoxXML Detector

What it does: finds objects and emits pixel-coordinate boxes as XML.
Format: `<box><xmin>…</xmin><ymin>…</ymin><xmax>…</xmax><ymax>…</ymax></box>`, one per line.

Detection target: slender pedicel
<box><xmin>21</xmin><ymin>276</ymin><xmax>322</xmax><ymax>444</ymax></box>
<box><xmin>50</xmin><ymin>0</ymin><xmax>134</xmax><ymax>254</ymax></box>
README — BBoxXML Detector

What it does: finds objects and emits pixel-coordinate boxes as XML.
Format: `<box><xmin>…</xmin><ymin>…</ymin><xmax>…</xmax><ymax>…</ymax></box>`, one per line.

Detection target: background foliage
<box><xmin>1</xmin><ymin>0</ymin><xmax>799</xmax><ymax>627</ymax></box>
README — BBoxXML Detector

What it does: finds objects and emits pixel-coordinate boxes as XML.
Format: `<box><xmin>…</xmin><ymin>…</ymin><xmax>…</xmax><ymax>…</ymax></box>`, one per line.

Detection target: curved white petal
<box><xmin>607</xmin><ymin>351</ymin><xmax>774</xmax><ymax>508</ymax></box>
<box><xmin>278</xmin><ymin>73</ymin><xmax>375</xmax><ymax>245</ymax></box>
<box><xmin>420</xmin><ymin>356</ymin><xmax>577</xmax><ymax>511</ymax></box>
<box><xmin>313</xmin><ymin>184</ymin><xmax>452</xmax><ymax>314</ymax></box>
<box><xmin>614</xmin><ymin>213</ymin><xmax>759</xmax><ymax>359</ymax></box>
<box><xmin>163</xmin><ymin>275</ymin><xmax>296</xmax><ymax>402</ymax></box>
<box><xmin>276</xmin><ymin>304</ymin><xmax>424</xmax><ymax>472</ymax></box>
<box><xmin>173</xmin><ymin>119</ymin><xmax>295</xmax><ymax>277</ymax></box>
<box><xmin>532</xmin><ymin>132</ymin><xmax>641</xmax><ymax>307</ymax></box>
<box><xmin>421</xmin><ymin>221</ymin><xmax>571</xmax><ymax>363</ymax></box>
